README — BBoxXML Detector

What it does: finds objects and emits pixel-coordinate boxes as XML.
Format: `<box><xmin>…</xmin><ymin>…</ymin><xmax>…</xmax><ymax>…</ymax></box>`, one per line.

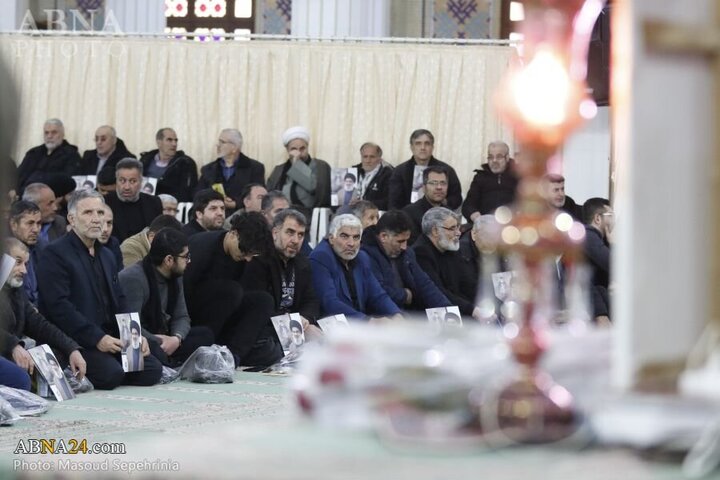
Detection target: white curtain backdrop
<box><xmin>1</xmin><ymin>35</ymin><xmax>514</xmax><ymax>190</ymax></box>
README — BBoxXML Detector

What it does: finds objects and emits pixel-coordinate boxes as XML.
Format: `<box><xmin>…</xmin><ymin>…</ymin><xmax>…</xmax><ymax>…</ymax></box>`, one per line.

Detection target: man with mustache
<box><xmin>17</xmin><ymin>118</ymin><xmax>81</xmax><ymax>190</ymax></box>
<box><xmin>8</xmin><ymin>200</ymin><xmax>43</xmax><ymax>306</ymax></box>
<box><xmin>412</xmin><ymin>207</ymin><xmax>483</xmax><ymax>321</ymax></box>
<box><xmin>310</xmin><ymin>214</ymin><xmax>401</xmax><ymax>321</ymax></box>
<box><xmin>37</xmin><ymin>189</ymin><xmax>162</xmax><ymax>389</ymax></box>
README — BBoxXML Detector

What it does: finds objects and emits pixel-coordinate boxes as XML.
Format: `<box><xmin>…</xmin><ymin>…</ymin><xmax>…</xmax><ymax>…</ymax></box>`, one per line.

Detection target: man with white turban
<box><xmin>267</xmin><ymin>126</ymin><xmax>331</xmax><ymax>209</ymax></box>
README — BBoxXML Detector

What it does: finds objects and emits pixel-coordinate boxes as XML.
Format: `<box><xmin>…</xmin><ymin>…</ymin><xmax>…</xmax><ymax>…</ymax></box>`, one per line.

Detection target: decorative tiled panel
<box><xmin>263</xmin><ymin>0</ymin><xmax>292</xmax><ymax>34</ymax></box>
<box><xmin>433</xmin><ymin>0</ymin><xmax>492</xmax><ymax>39</ymax></box>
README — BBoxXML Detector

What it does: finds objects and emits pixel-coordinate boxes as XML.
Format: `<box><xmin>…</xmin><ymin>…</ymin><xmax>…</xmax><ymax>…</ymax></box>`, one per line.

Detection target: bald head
<box><xmin>95</xmin><ymin>125</ymin><xmax>117</xmax><ymax>156</ymax></box>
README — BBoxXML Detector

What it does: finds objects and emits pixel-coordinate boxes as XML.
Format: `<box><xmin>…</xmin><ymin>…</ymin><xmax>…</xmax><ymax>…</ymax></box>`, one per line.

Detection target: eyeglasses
<box><xmin>487</xmin><ymin>154</ymin><xmax>507</xmax><ymax>161</ymax></box>
<box><xmin>425</xmin><ymin>181</ymin><xmax>448</xmax><ymax>187</ymax></box>
<box><xmin>175</xmin><ymin>253</ymin><xmax>191</xmax><ymax>261</ymax></box>
<box><xmin>439</xmin><ymin>225</ymin><xmax>460</xmax><ymax>232</ymax></box>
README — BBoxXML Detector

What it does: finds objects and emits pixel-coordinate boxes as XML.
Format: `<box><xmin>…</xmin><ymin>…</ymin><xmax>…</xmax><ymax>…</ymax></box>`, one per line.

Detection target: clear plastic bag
<box><xmin>0</xmin><ymin>386</ymin><xmax>49</xmax><ymax>416</ymax></box>
<box><xmin>0</xmin><ymin>396</ymin><xmax>21</xmax><ymax>425</ymax></box>
<box><xmin>179</xmin><ymin>345</ymin><xmax>235</xmax><ymax>384</ymax></box>
<box><xmin>160</xmin><ymin>366</ymin><xmax>180</xmax><ymax>384</ymax></box>
<box><xmin>63</xmin><ymin>368</ymin><xmax>94</xmax><ymax>394</ymax></box>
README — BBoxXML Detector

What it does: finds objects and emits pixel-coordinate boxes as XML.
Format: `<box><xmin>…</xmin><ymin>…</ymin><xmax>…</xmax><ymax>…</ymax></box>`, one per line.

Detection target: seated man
<box><xmin>223</xmin><ymin>183</ymin><xmax>267</xmax><ymax>229</ymax></box>
<box><xmin>352</xmin><ymin>142</ymin><xmax>392</xmax><ymax>211</ymax></box>
<box><xmin>8</xmin><ymin>201</ymin><xmax>43</xmax><ymax>306</ymax></box>
<box><xmin>350</xmin><ymin>200</ymin><xmax>379</xmax><ymax>229</ymax></box>
<box><xmin>105</xmin><ymin>158</ymin><xmax>163</xmax><ymax>242</ymax></box>
<box><xmin>402</xmin><ymin>165</ymin><xmax>450</xmax><ymax>244</ymax></box>
<box><xmin>462</xmin><ymin>141</ymin><xmax>519</xmax><ymax>222</ymax></box>
<box><xmin>182</xmin><ymin>189</ymin><xmax>226</xmax><ymax>237</ymax></box>
<box><xmin>98</xmin><ymin>204</ymin><xmax>123</xmax><ymax>271</ymax></box>
<box><xmin>388</xmin><ymin>129</ymin><xmax>462</xmax><ymax>210</ymax></box>
<box><xmin>261</xmin><ymin>190</ymin><xmax>290</xmax><ymax>224</ymax></box>
<box><xmin>184</xmin><ymin>212</ymin><xmax>281</xmax><ymax>367</ymax></box>
<box><xmin>412</xmin><ymin>207</ymin><xmax>482</xmax><ymax>321</ymax></box>
<box><xmin>267</xmin><ymin>126</ymin><xmax>331</xmax><ymax>209</ymax></box>
<box><xmin>242</xmin><ymin>209</ymin><xmax>320</xmax><ymax>332</ymax></box>
<box><xmin>158</xmin><ymin>194</ymin><xmax>179</xmax><ymax>217</ymax></box>
<box><xmin>582</xmin><ymin>197</ymin><xmax>613</xmax><ymax>324</ymax></box>
<box><xmin>17</xmin><ymin>118</ymin><xmax>81</xmax><ymax>190</ymax></box>
<box><xmin>22</xmin><ymin>182</ymin><xmax>66</xmax><ymax>243</ymax></box>
<box><xmin>310</xmin><ymin>214</ymin><xmax>401</xmax><ymax>320</ymax></box>
<box><xmin>119</xmin><ymin>229</ymin><xmax>214</xmax><ymax>367</ymax></box>
<box><xmin>197</xmin><ymin>129</ymin><xmax>265</xmax><ymax>214</ymax></box>
<box><xmin>361</xmin><ymin>210</ymin><xmax>450</xmax><ymax>311</ymax></box>
<box><xmin>544</xmin><ymin>174</ymin><xmax>582</xmax><ymax>220</ymax></box>
<box><xmin>37</xmin><ymin>189</ymin><xmax>162</xmax><ymax>389</ymax></box>
<box><xmin>139</xmin><ymin>128</ymin><xmax>198</xmax><ymax>202</ymax></box>
<box><xmin>121</xmin><ymin>214</ymin><xmax>183</xmax><ymax>268</ymax></box>
<box><xmin>44</xmin><ymin>173</ymin><xmax>76</xmax><ymax>221</ymax></box>
<box><xmin>78</xmin><ymin>125</ymin><xmax>135</xmax><ymax>175</ymax></box>
<box><xmin>1</xmin><ymin>238</ymin><xmax>87</xmax><ymax>384</ymax></box>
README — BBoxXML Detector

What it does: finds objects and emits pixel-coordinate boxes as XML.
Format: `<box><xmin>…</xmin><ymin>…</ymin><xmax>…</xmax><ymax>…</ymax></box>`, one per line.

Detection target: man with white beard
<box><xmin>412</xmin><ymin>207</ymin><xmax>484</xmax><ymax>321</ymax></box>
<box><xmin>0</xmin><ymin>237</ymin><xmax>87</xmax><ymax>382</ymax></box>
<box><xmin>17</xmin><ymin>119</ymin><xmax>82</xmax><ymax>190</ymax></box>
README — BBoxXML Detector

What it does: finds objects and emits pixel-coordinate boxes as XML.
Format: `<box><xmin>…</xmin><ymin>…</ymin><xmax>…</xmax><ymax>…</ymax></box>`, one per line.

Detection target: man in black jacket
<box><xmin>140</xmin><ymin>128</ymin><xmax>198</xmax><ymax>202</ymax></box>
<box><xmin>412</xmin><ymin>207</ymin><xmax>482</xmax><ymax>321</ymax></box>
<box><xmin>105</xmin><ymin>158</ymin><xmax>163</xmax><ymax>242</ymax></box>
<box><xmin>582</xmin><ymin>197</ymin><xmax>613</xmax><ymax>324</ymax></box>
<box><xmin>462</xmin><ymin>141</ymin><xmax>519</xmax><ymax>223</ymax></box>
<box><xmin>388</xmin><ymin>129</ymin><xmax>462</xmax><ymax>210</ymax></box>
<box><xmin>78</xmin><ymin>125</ymin><xmax>136</xmax><ymax>176</ymax></box>
<box><xmin>402</xmin><ymin>165</ymin><xmax>450</xmax><ymax>244</ymax></box>
<box><xmin>184</xmin><ymin>211</ymin><xmax>281</xmax><ymax>367</ymax></box>
<box><xmin>352</xmin><ymin>142</ymin><xmax>393</xmax><ymax>211</ymax></box>
<box><xmin>17</xmin><ymin>119</ymin><xmax>81</xmax><ymax>190</ymax></box>
<box><xmin>197</xmin><ymin>128</ymin><xmax>265</xmax><ymax>214</ymax></box>
<box><xmin>242</xmin><ymin>209</ymin><xmax>320</xmax><ymax>332</ymax></box>
<box><xmin>1</xmin><ymin>238</ymin><xmax>87</xmax><ymax>380</ymax></box>
<box><xmin>182</xmin><ymin>189</ymin><xmax>226</xmax><ymax>237</ymax></box>
<box><xmin>545</xmin><ymin>174</ymin><xmax>582</xmax><ymax>220</ymax></box>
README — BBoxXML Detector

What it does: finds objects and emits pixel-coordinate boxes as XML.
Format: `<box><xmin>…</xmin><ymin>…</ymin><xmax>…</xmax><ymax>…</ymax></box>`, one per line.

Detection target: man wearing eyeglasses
<box><xmin>582</xmin><ymin>197</ymin><xmax>614</xmax><ymax>325</ymax></box>
<box><xmin>413</xmin><ymin>207</ymin><xmax>484</xmax><ymax>321</ymax></box>
<box><xmin>119</xmin><ymin>228</ymin><xmax>214</xmax><ymax>367</ymax></box>
<box><xmin>462</xmin><ymin>141</ymin><xmax>519</xmax><ymax>223</ymax></box>
<box><xmin>402</xmin><ymin>165</ymin><xmax>451</xmax><ymax>245</ymax></box>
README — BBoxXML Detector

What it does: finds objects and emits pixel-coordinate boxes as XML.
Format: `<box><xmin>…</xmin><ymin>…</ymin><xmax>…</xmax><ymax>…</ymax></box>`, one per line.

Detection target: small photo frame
<box><xmin>425</xmin><ymin>306</ymin><xmax>463</xmax><ymax>327</ymax></box>
<box><xmin>116</xmin><ymin>312</ymin><xmax>144</xmax><ymax>372</ymax></box>
<box><xmin>330</xmin><ymin>167</ymin><xmax>359</xmax><ymax>207</ymax></box>
<box><xmin>410</xmin><ymin>165</ymin><xmax>428</xmax><ymax>203</ymax></box>
<box><xmin>28</xmin><ymin>345</ymin><xmax>75</xmax><ymax>401</ymax></box>
<box><xmin>271</xmin><ymin>312</ymin><xmax>305</xmax><ymax>354</ymax></box>
<box><xmin>72</xmin><ymin>175</ymin><xmax>97</xmax><ymax>191</ymax></box>
<box><xmin>317</xmin><ymin>314</ymin><xmax>349</xmax><ymax>333</ymax></box>
<box><xmin>141</xmin><ymin>177</ymin><xmax>158</xmax><ymax>196</ymax></box>
<box><xmin>491</xmin><ymin>271</ymin><xmax>515</xmax><ymax>302</ymax></box>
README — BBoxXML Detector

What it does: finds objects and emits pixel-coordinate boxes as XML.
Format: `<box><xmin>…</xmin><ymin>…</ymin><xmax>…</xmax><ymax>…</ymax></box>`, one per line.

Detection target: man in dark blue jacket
<box><xmin>310</xmin><ymin>214</ymin><xmax>401</xmax><ymax>321</ymax></box>
<box><xmin>361</xmin><ymin>210</ymin><xmax>450</xmax><ymax>311</ymax></box>
<box><xmin>37</xmin><ymin>189</ymin><xmax>162</xmax><ymax>389</ymax></box>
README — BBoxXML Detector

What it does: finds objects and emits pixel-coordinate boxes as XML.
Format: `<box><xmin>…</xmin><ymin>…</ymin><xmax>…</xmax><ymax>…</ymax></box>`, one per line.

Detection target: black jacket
<box><xmin>561</xmin><ymin>195</ymin><xmax>583</xmax><ymax>221</ymax></box>
<box><xmin>181</xmin><ymin>219</ymin><xmax>206</xmax><ymax>238</ymax></box>
<box><xmin>242</xmin><ymin>252</ymin><xmax>320</xmax><ymax>322</ymax></box>
<box><xmin>105</xmin><ymin>191</ymin><xmax>163</xmax><ymax>242</ymax></box>
<box><xmin>412</xmin><ymin>234</ymin><xmax>476</xmax><ymax>316</ymax></box>
<box><xmin>352</xmin><ymin>162</ymin><xmax>393</xmax><ymax>211</ymax></box>
<box><xmin>584</xmin><ymin>225</ymin><xmax>611</xmax><ymax>318</ymax></box>
<box><xmin>462</xmin><ymin>163</ymin><xmax>519</xmax><ymax>222</ymax></box>
<box><xmin>140</xmin><ymin>149</ymin><xmax>198</xmax><ymax>202</ymax></box>
<box><xmin>18</xmin><ymin>140</ymin><xmax>82</xmax><ymax>190</ymax></box>
<box><xmin>197</xmin><ymin>154</ymin><xmax>265</xmax><ymax>211</ymax></box>
<box><xmin>388</xmin><ymin>157</ymin><xmax>462</xmax><ymax>210</ymax></box>
<box><xmin>0</xmin><ymin>286</ymin><xmax>80</xmax><ymax>358</ymax></box>
<box><xmin>78</xmin><ymin>138</ymin><xmax>136</xmax><ymax>175</ymax></box>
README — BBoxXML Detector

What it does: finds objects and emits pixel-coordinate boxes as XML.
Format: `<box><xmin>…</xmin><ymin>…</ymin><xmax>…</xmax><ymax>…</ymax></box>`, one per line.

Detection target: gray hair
<box><xmin>155</xmin><ymin>128</ymin><xmax>175</xmax><ymax>141</ymax></box>
<box><xmin>158</xmin><ymin>194</ymin><xmax>178</xmax><ymax>205</ymax></box>
<box><xmin>272</xmin><ymin>208</ymin><xmax>307</xmax><ymax>230</ymax></box>
<box><xmin>221</xmin><ymin>128</ymin><xmax>243</xmax><ymax>149</ymax></box>
<box><xmin>68</xmin><ymin>189</ymin><xmax>105</xmax><ymax>216</ymax></box>
<box><xmin>487</xmin><ymin>141</ymin><xmax>510</xmax><ymax>156</ymax></box>
<box><xmin>328</xmin><ymin>214</ymin><xmax>362</xmax><ymax>237</ymax></box>
<box><xmin>351</xmin><ymin>200</ymin><xmax>378</xmax><ymax>220</ymax></box>
<box><xmin>359</xmin><ymin>142</ymin><xmax>383</xmax><ymax>157</ymax></box>
<box><xmin>261</xmin><ymin>190</ymin><xmax>289</xmax><ymax>212</ymax></box>
<box><xmin>44</xmin><ymin>118</ymin><xmax>64</xmax><ymax>129</ymax></box>
<box><xmin>421</xmin><ymin>207</ymin><xmax>458</xmax><ymax>236</ymax></box>
<box><xmin>473</xmin><ymin>214</ymin><xmax>496</xmax><ymax>234</ymax></box>
<box><xmin>22</xmin><ymin>183</ymin><xmax>53</xmax><ymax>202</ymax></box>
<box><xmin>97</xmin><ymin>125</ymin><xmax>117</xmax><ymax>138</ymax></box>
<box><xmin>4</xmin><ymin>236</ymin><xmax>28</xmax><ymax>255</ymax></box>
<box><xmin>116</xmin><ymin>157</ymin><xmax>143</xmax><ymax>176</ymax></box>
